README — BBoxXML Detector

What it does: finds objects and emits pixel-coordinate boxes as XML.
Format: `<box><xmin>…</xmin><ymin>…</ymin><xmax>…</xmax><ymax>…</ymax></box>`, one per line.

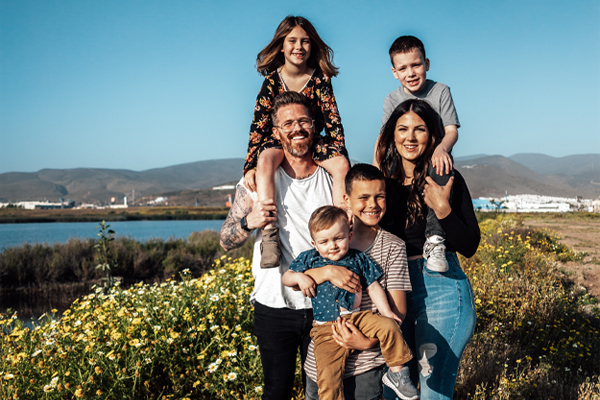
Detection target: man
<box><xmin>220</xmin><ymin>91</ymin><xmax>359</xmax><ymax>400</ymax></box>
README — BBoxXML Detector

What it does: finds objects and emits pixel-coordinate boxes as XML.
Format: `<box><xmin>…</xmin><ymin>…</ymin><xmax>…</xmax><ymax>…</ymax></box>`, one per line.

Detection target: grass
<box><xmin>1</xmin><ymin>214</ymin><xmax>598</xmax><ymax>399</ymax></box>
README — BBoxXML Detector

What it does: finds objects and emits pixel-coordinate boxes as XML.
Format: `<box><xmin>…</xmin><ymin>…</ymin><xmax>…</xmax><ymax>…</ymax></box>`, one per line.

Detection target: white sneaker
<box><xmin>382</xmin><ymin>367</ymin><xmax>419</xmax><ymax>400</ymax></box>
<box><xmin>423</xmin><ymin>235</ymin><xmax>448</xmax><ymax>272</ymax></box>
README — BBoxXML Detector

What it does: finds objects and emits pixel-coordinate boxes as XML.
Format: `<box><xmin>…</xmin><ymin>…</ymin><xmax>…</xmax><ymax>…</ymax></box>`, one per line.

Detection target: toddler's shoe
<box><xmin>423</xmin><ymin>234</ymin><xmax>448</xmax><ymax>272</ymax></box>
<box><xmin>382</xmin><ymin>366</ymin><xmax>419</xmax><ymax>400</ymax></box>
<box><xmin>260</xmin><ymin>227</ymin><xmax>281</xmax><ymax>268</ymax></box>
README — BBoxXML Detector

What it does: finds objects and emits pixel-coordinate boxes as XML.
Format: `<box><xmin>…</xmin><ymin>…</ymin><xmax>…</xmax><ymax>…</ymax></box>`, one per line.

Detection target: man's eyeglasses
<box><xmin>274</xmin><ymin>118</ymin><xmax>314</xmax><ymax>134</ymax></box>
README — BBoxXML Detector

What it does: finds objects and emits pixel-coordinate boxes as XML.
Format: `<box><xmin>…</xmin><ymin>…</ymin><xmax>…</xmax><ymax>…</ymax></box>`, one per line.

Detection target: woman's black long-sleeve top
<box><xmin>380</xmin><ymin>170</ymin><xmax>481</xmax><ymax>258</ymax></box>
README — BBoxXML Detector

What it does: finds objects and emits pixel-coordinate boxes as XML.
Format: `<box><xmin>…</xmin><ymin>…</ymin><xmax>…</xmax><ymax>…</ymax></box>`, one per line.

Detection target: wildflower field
<box><xmin>1</xmin><ymin>214</ymin><xmax>599</xmax><ymax>399</ymax></box>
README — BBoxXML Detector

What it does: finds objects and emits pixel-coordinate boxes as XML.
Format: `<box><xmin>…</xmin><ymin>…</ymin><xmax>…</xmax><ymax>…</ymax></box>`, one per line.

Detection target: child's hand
<box><xmin>431</xmin><ymin>147</ymin><xmax>453</xmax><ymax>176</ymax></box>
<box><xmin>243</xmin><ymin>169</ymin><xmax>257</xmax><ymax>192</ymax></box>
<box><xmin>296</xmin><ymin>274</ymin><xmax>317</xmax><ymax>298</ymax></box>
<box><xmin>380</xmin><ymin>311</ymin><xmax>402</xmax><ymax>324</ymax></box>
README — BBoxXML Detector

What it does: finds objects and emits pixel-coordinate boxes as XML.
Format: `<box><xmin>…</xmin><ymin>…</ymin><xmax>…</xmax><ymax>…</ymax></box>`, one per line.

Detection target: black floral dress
<box><xmin>244</xmin><ymin>69</ymin><xmax>348</xmax><ymax>175</ymax></box>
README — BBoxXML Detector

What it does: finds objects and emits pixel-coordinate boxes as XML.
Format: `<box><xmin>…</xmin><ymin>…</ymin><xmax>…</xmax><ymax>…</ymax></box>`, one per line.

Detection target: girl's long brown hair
<box><xmin>256</xmin><ymin>16</ymin><xmax>338</xmax><ymax>77</ymax></box>
<box><xmin>375</xmin><ymin>99</ymin><xmax>443</xmax><ymax>227</ymax></box>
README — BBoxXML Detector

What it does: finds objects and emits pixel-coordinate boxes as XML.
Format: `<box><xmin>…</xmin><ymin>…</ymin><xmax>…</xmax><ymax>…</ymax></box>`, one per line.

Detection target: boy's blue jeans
<box><xmin>425</xmin><ymin>161</ymin><xmax>454</xmax><ymax>239</ymax></box>
<box><xmin>384</xmin><ymin>253</ymin><xmax>476</xmax><ymax>400</ymax></box>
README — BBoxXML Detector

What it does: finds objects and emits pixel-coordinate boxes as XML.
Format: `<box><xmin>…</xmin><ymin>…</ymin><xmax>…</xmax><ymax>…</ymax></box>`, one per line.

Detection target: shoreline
<box><xmin>0</xmin><ymin>206</ymin><xmax>229</xmax><ymax>224</ymax></box>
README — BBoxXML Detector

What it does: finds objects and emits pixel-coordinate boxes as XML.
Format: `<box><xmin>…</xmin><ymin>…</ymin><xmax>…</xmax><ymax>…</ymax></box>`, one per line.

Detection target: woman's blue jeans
<box><xmin>384</xmin><ymin>253</ymin><xmax>476</xmax><ymax>400</ymax></box>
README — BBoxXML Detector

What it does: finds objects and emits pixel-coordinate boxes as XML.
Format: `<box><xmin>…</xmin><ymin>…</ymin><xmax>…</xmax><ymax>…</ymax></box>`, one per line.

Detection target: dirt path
<box><xmin>523</xmin><ymin>215</ymin><xmax>600</xmax><ymax>298</ymax></box>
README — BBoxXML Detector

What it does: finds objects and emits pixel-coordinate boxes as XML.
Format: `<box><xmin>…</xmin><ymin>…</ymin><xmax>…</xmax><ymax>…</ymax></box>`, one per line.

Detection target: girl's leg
<box><xmin>315</xmin><ymin>156</ymin><xmax>350</xmax><ymax>207</ymax></box>
<box><xmin>256</xmin><ymin>148</ymin><xmax>284</xmax><ymax>268</ymax></box>
<box><xmin>256</xmin><ymin>148</ymin><xmax>284</xmax><ymax>229</ymax></box>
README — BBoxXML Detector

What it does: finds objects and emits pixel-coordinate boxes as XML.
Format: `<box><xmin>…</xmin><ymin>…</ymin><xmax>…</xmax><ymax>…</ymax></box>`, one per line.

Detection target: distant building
<box><xmin>2</xmin><ymin>200</ymin><xmax>74</xmax><ymax>210</ymax></box>
<box><xmin>592</xmin><ymin>198</ymin><xmax>600</xmax><ymax>213</ymax></box>
<box><xmin>212</xmin><ymin>185</ymin><xmax>236</xmax><ymax>191</ymax></box>
<box><xmin>147</xmin><ymin>197</ymin><xmax>168</xmax><ymax>206</ymax></box>
<box><xmin>474</xmin><ymin>194</ymin><xmax>577</xmax><ymax>213</ymax></box>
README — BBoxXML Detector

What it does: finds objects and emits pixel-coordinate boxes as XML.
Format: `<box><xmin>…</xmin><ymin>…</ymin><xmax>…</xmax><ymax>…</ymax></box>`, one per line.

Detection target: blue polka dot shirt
<box><xmin>289</xmin><ymin>248</ymin><xmax>383</xmax><ymax>322</ymax></box>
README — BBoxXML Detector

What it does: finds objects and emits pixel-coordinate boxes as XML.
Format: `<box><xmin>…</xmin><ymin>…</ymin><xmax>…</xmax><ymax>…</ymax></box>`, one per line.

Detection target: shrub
<box><xmin>458</xmin><ymin>215</ymin><xmax>600</xmax><ymax>399</ymax></box>
<box><xmin>0</xmin><ymin>258</ymin><xmax>265</xmax><ymax>399</ymax></box>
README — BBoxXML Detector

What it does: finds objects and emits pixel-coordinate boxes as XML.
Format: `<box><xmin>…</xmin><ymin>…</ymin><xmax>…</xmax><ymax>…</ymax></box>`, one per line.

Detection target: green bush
<box><xmin>0</xmin><ymin>259</ymin><xmax>266</xmax><ymax>399</ymax></box>
<box><xmin>0</xmin><ymin>231</ymin><xmax>254</xmax><ymax>290</ymax></box>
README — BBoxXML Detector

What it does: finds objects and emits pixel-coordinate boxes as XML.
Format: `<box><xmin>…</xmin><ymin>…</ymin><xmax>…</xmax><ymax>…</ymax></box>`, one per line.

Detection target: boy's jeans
<box><xmin>383</xmin><ymin>253</ymin><xmax>476</xmax><ymax>400</ymax></box>
<box><xmin>425</xmin><ymin>160</ymin><xmax>454</xmax><ymax>238</ymax></box>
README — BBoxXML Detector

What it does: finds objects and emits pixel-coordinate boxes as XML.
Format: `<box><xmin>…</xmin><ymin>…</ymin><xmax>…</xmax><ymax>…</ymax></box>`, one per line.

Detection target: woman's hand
<box><xmin>243</xmin><ymin>169</ymin><xmax>257</xmax><ymax>192</ymax></box>
<box><xmin>331</xmin><ymin>317</ymin><xmax>378</xmax><ymax>350</ymax></box>
<box><xmin>423</xmin><ymin>176</ymin><xmax>453</xmax><ymax>220</ymax></box>
<box><xmin>245</xmin><ymin>199</ymin><xmax>277</xmax><ymax>230</ymax></box>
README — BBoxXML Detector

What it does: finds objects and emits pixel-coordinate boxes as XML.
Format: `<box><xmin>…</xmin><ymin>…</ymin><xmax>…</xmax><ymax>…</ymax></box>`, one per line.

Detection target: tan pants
<box><xmin>310</xmin><ymin>310</ymin><xmax>413</xmax><ymax>400</ymax></box>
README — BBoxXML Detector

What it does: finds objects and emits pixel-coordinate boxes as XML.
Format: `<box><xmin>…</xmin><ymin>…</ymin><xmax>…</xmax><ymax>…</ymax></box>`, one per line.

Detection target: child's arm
<box><xmin>432</xmin><ymin>125</ymin><xmax>458</xmax><ymax>176</ymax></box>
<box><xmin>386</xmin><ymin>290</ymin><xmax>407</xmax><ymax>322</ymax></box>
<box><xmin>282</xmin><ymin>270</ymin><xmax>317</xmax><ymax>298</ymax></box>
<box><xmin>366</xmin><ymin>281</ymin><xmax>402</xmax><ymax>323</ymax></box>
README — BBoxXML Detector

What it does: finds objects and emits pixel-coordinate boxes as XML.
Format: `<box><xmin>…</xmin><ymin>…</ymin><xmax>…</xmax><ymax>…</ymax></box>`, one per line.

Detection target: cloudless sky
<box><xmin>1</xmin><ymin>0</ymin><xmax>599</xmax><ymax>174</ymax></box>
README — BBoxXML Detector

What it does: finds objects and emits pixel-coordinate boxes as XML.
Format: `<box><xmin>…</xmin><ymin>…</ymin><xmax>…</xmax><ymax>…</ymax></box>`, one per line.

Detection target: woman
<box><xmin>375</xmin><ymin>99</ymin><xmax>480</xmax><ymax>399</ymax></box>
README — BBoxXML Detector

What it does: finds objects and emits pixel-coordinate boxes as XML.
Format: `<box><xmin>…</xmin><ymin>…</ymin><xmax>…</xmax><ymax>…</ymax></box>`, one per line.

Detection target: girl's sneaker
<box><xmin>382</xmin><ymin>366</ymin><xmax>419</xmax><ymax>400</ymax></box>
<box><xmin>260</xmin><ymin>227</ymin><xmax>281</xmax><ymax>268</ymax></box>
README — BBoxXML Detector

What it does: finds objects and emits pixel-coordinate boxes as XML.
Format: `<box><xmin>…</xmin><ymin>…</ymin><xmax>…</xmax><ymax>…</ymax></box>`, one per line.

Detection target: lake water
<box><xmin>0</xmin><ymin>220</ymin><xmax>226</xmax><ymax>249</ymax></box>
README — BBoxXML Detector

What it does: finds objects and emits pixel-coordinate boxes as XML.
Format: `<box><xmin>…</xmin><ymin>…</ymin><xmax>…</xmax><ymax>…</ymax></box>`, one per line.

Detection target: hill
<box><xmin>1</xmin><ymin>154</ymin><xmax>599</xmax><ymax>204</ymax></box>
<box><xmin>0</xmin><ymin>159</ymin><xmax>244</xmax><ymax>204</ymax></box>
<box><xmin>455</xmin><ymin>154</ymin><xmax>600</xmax><ymax>198</ymax></box>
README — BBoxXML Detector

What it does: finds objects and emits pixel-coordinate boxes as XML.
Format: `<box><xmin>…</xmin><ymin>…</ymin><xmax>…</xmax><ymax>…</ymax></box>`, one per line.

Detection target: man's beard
<box><xmin>280</xmin><ymin>129</ymin><xmax>314</xmax><ymax>157</ymax></box>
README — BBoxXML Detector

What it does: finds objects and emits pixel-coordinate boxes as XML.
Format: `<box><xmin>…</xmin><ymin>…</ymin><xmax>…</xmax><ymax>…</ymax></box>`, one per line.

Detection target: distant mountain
<box><xmin>509</xmin><ymin>154</ymin><xmax>600</xmax><ymax>176</ymax></box>
<box><xmin>456</xmin><ymin>154</ymin><xmax>600</xmax><ymax>198</ymax></box>
<box><xmin>0</xmin><ymin>159</ymin><xmax>245</xmax><ymax>204</ymax></box>
<box><xmin>1</xmin><ymin>154</ymin><xmax>599</xmax><ymax>204</ymax></box>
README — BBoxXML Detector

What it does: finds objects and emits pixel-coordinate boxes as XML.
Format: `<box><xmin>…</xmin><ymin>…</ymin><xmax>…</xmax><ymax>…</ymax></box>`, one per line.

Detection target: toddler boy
<box><xmin>376</xmin><ymin>35</ymin><xmax>460</xmax><ymax>272</ymax></box>
<box><xmin>282</xmin><ymin>205</ymin><xmax>416</xmax><ymax>400</ymax></box>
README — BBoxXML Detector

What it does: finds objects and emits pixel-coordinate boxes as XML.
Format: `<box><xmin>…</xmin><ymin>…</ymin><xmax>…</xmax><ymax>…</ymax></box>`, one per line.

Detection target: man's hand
<box><xmin>331</xmin><ymin>317</ymin><xmax>378</xmax><ymax>350</ymax></box>
<box><xmin>243</xmin><ymin>169</ymin><xmax>257</xmax><ymax>192</ymax></box>
<box><xmin>245</xmin><ymin>199</ymin><xmax>277</xmax><ymax>230</ymax></box>
<box><xmin>431</xmin><ymin>146</ymin><xmax>453</xmax><ymax>176</ymax></box>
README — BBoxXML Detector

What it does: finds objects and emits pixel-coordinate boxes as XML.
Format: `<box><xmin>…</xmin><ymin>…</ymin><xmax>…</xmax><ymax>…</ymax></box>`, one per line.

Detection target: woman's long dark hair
<box><xmin>375</xmin><ymin>99</ymin><xmax>443</xmax><ymax>227</ymax></box>
<box><xmin>255</xmin><ymin>16</ymin><xmax>338</xmax><ymax>77</ymax></box>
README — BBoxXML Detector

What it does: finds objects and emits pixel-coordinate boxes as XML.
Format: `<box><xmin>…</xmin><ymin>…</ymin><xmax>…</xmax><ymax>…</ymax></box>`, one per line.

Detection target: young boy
<box><xmin>282</xmin><ymin>191</ymin><xmax>417</xmax><ymax>398</ymax></box>
<box><xmin>375</xmin><ymin>35</ymin><xmax>460</xmax><ymax>272</ymax></box>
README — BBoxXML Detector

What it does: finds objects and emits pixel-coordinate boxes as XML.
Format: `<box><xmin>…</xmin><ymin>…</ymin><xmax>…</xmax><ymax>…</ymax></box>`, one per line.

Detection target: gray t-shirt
<box><xmin>381</xmin><ymin>79</ymin><xmax>460</xmax><ymax>138</ymax></box>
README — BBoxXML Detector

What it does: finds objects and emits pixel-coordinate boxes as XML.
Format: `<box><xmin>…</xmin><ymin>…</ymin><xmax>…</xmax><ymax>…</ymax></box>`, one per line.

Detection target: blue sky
<box><xmin>1</xmin><ymin>0</ymin><xmax>599</xmax><ymax>174</ymax></box>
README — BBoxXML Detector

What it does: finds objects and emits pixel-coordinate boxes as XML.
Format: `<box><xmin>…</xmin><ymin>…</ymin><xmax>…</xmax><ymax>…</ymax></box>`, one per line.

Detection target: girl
<box><xmin>244</xmin><ymin>16</ymin><xmax>349</xmax><ymax>269</ymax></box>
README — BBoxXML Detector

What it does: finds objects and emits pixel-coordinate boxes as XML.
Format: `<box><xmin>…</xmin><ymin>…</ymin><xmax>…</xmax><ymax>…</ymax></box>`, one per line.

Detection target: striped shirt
<box><xmin>304</xmin><ymin>228</ymin><xmax>411</xmax><ymax>381</ymax></box>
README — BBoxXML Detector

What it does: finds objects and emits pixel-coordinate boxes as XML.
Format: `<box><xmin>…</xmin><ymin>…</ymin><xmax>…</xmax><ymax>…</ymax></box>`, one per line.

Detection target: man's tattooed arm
<box><xmin>220</xmin><ymin>185</ymin><xmax>254</xmax><ymax>251</ymax></box>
